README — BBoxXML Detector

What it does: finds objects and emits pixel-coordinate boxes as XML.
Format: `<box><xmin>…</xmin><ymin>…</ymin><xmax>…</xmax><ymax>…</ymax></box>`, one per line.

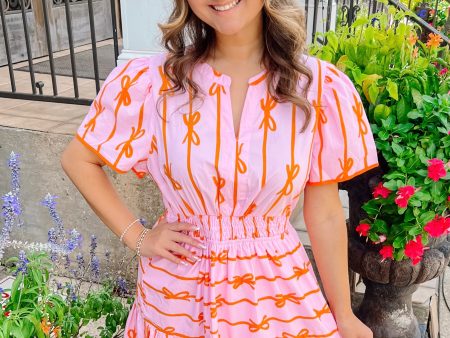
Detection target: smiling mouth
<box><xmin>210</xmin><ymin>0</ymin><xmax>242</xmax><ymax>12</ymax></box>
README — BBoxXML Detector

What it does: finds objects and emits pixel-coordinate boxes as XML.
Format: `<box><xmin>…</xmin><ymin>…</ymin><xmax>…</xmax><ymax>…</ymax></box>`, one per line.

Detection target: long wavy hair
<box><xmin>156</xmin><ymin>0</ymin><xmax>313</xmax><ymax>132</ymax></box>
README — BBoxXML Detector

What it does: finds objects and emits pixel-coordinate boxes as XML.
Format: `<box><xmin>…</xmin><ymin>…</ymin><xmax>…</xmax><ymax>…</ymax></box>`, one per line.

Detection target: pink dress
<box><xmin>76</xmin><ymin>51</ymin><xmax>379</xmax><ymax>337</ymax></box>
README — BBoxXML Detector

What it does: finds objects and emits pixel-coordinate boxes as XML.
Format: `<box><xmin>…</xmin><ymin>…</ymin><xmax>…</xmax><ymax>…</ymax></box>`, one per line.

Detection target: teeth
<box><xmin>212</xmin><ymin>0</ymin><xmax>240</xmax><ymax>11</ymax></box>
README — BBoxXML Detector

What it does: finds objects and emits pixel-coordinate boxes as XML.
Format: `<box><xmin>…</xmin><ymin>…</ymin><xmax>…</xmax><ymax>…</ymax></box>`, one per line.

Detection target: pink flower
<box><xmin>373</xmin><ymin>182</ymin><xmax>391</xmax><ymax>198</ymax></box>
<box><xmin>440</xmin><ymin>68</ymin><xmax>448</xmax><ymax>76</ymax></box>
<box><xmin>427</xmin><ymin>158</ymin><xmax>447</xmax><ymax>181</ymax></box>
<box><xmin>379</xmin><ymin>245</ymin><xmax>394</xmax><ymax>261</ymax></box>
<box><xmin>424</xmin><ymin>215</ymin><xmax>450</xmax><ymax>237</ymax></box>
<box><xmin>404</xmin><ymin>235</ymin><xmax>425</xmax><ymax>265</ymax></box>
<box><xmin>373</xmin><ymin>234</ymin><xmax>387</xmax><ymax>244</ymax></box>
<box><xmin>356</xmin><ymin>223</ymin><xmax>371</xmax><ymax>237</ymax></box>
<box><xmin>395</xmin><ymin>185</ymin><xmax>416</xmax><ymax>208</ymax></box>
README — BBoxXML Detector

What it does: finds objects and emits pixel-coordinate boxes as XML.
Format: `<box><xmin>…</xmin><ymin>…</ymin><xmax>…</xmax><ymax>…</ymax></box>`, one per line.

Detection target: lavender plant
<box><xmin>0</xmin><ymin>153</ymin><xmax>134</xmax><ymax>338</ymax></box>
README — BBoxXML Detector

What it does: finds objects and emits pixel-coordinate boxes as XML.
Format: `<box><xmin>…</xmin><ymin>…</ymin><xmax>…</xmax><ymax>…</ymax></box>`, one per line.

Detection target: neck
<box><xmin>210</xmin><ymin>15</ymin><xmax>264</xmax><ymax>66</ymax></box>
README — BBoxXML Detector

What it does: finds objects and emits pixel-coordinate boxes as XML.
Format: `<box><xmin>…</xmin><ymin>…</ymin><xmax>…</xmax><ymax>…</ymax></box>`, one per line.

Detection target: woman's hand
<box><xmin>336</xmin><ymin>313</ymin><xmax>373</xmax><ymax>338</ymax></box>
<box><xmin>131</xmin><ymin>217</ymin><xmax>206</xmax><ymax>265</ymax></box>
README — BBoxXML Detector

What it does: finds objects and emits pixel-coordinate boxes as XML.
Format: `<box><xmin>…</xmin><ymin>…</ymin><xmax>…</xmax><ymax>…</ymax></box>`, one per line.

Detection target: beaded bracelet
<box><xmin>119</xmin><ymin>218</ymin><xmax>141</xmax><ymax>244</ymax></box>
<box><xmin>135</xmin><ymin>227</ymin><xmax>151</xmax><ymax>257</ymax></box>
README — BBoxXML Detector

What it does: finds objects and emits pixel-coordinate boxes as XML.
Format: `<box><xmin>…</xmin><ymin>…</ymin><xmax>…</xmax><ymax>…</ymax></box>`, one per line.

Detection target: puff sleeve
<box><xmin>307</xmin><ymin>60</ymin><xmax>379</xmax><ymax>185</ymax></box>
<box><xmin>76</xmin><ymin>57</ymin><xmax>153</xmax><ymax>179</ymax></box>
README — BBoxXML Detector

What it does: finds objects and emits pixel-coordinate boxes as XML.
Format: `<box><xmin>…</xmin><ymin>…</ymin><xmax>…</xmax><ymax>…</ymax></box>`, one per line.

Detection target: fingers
<box><xmin>168</xmin><ymin>222</ymin><xmax>200</xmax><ymax>232</ymax></box>
<box><xmin>172</xmin><ymin>232</ymin><xmax>205</xmax><ymax>249</ymax></box>
<box><xmin>167</xmin><ymin>242</ymin><xmax>200</xmax><ymax>262</ymax></box>
<box><xmin>158</xmin><ymin>249</ymin><xmax>189</xmax><ymax>265</ymax></box>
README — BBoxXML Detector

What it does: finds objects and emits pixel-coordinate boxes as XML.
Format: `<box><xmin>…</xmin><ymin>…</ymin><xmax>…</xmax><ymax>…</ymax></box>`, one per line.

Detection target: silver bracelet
<box><xmin>135</xmin><ymin>227</ymin><xmax>150</xmax><ymax>257</ymax></box>
<box><xmin>119</xmin><ymin>218</ymin><xmax>141</xmax><ymax>243</ymax></box>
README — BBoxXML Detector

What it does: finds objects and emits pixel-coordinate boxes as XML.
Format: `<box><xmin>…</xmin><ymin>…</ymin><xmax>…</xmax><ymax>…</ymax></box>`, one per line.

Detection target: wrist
<box><xmin>333</xmin><ymin>306</ymin><xmax>355</xmax><ymax>322</ymax></box>
<box><xmin>122</xmin><ymin>223</ymin><xmax>146</xmax><ymax>251</ymax></box>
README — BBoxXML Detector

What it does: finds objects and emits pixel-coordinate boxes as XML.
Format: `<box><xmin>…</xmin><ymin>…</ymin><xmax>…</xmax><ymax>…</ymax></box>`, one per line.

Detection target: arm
<box><xmin>60</xmin><ymin>137</ymin><xmax>145</xmax><ymax>251</ymax></box>
<box><xmin>303</xmin><ymin>182</ymin><xmax>352</xmax><ymax>321</ymax></box>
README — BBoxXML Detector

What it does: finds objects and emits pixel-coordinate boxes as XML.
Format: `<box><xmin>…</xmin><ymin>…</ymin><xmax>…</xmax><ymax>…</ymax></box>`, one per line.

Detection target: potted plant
<box><xmin>310</xmin><ymin>3</ymin><xmax>450</xmax><ymax>337</ymax></box>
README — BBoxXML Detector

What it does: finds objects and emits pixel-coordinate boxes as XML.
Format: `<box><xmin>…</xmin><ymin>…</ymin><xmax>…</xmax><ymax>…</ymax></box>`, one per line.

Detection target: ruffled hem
<box><xmin>125</xmin><ymin>301</ymin><xmax>168</xmax><ymax>338</ymax></box>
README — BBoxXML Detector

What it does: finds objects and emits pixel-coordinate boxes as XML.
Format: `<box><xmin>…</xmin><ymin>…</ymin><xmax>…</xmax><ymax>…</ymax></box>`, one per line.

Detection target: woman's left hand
<box><xmin>335</xmin><ymin>313</ymin><xmax>373</xmax><ymax>338</ymax></box>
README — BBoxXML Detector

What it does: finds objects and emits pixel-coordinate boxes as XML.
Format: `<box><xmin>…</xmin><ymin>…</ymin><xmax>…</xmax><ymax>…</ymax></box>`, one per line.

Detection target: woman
<box><xmin>61</xmin><ymin>0</ymin><xmax>378</xmax><ymax>337</ymax></box>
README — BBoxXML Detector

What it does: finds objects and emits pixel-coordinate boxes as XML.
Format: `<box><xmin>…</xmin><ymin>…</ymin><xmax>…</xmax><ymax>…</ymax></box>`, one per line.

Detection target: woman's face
<box><xmin>186</xmin><ymin>0</ymin><xmax>265</xmax><ymax>36</ymax></box>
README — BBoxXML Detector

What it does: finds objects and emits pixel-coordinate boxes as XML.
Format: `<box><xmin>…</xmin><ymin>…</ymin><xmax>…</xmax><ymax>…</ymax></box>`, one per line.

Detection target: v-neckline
<box><xmin>199</xmin><ymin>61</ymin><xmax>267</xmax><ymax>141</ymax></box>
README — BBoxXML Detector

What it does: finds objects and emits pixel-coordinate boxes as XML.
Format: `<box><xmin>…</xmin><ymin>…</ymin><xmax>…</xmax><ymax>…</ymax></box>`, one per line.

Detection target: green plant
<box><xmin>0</xmin><ymin>152</ymin><xmax>135</xmax><ymax>337</ymax></box>
<box><xmin>309</xmin><ymin>3</ymin><xmax>450</xmax><ymax>265</ymax></box>
<box><xmin>0</xmin><ymin>251</ymin><xmax>132</xmax><ymax>338</ymax></box>
<box><xmin>361</xmin><ymin>93</ymin><xmax>449</xmax><ymax>263</ymax></box>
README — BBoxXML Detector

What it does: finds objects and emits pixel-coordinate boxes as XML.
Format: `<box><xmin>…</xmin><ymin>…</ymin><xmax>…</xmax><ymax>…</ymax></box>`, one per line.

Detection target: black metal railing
<box><xmin>307</xmin><ymin>0</ymin><xmax>449</xmax><ymax>46</ymax></box>
<box><xmin>0</xmin><ymin>0</ymin><xmax>119</xmax><ymax>105</ymax></box>
<box><xmin>0</xmin><ymin>0</ymin><xmax>447</xmax><ymax>106</ymax></box>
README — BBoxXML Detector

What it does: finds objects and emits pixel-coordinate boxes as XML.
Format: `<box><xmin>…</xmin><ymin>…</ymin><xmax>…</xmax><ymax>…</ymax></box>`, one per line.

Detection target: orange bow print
<box><xmin>149</xmin><ymin>135</ymin><xmax>158</xmax><ymax>154</ymax></box>
<box><xmin>337</xmin><ymin>157</ymin><xmax>354</xmax><ymax>181</ymax></box>
<box><xmin>281</xmin><ymin>328</ymin><xmax>310</xmax><ymax>338</ymax></box>
<box><xmin>212</xmin><ymin>174</ymin><xmax>225</xmax><ymax>205</ymax></box>
<box><xmin>249</xmin><ymin>315</ymin><xmax>270</xmax><ymax>332</ymax></box>
<box><xmin>267</xmin><ymin>252</ymin><xmax>282</xmax><ymax>267</ymax></box>
<box><xmin>115</xmin><ymin>125</ymin><xmax>145</xmax><ymax>158</ymax></box>
<box><xmin>352</xmin><ymin>93</ymin><xmax>368</xmax><ymax>137</ymax></box>
<box><xmin>236</xmin><ymin>142</ymin><xmax>247</xmax><ymax>174</ymax></box>
<box><xmin>158</xmin><ymin>66</ymin><xmax>174</xmax><ymax>95</ymax></box>
<box><xmin>277</xmin><ymin>163</ymin><xmax>300</xmax><ymax>196</ymax></box>
<box><xmin>114</xmin><ymin>75</ymin><xmax>134</xmax><ymax>107</ymax></box>
<box><xmin>197</xmin><ymin>272</ymin><xmax>211</xmax><ymax>286</ymax></box>
<box><xmin>314</xmin><ymin>303</ymin><xmax>331</xmax><ymax>318</ymax></box>
<box><xmin>182</xmin><ymin>111</ymin><xmax>201</xmax><ymax>145</ymax></box>
<box><xmin>312</xmin><ymin>98</ymin><xmax>327</xmax><ymax>127</ymax></box>
<box><xmin>163</xmin><ymin>163</ymin><xmax>182</xmax><ymax>190</ymax></box>
<box><xmin>293</xmin><ymin>264</ymin><xmax>309</xmax><ymax>280</ymax></box>
<box><xmin>127</xmin><ymin>329</ymin><xmax>137</xmax><ymax>338</ymax></box>
<box><xmin>161</xmin><ymin>287</ymin><xmax>193</xmax><ymax>301</ymax></box>
<box><xmin>259</xmin><ymin>92</ymin><xmax>277</xmax><ymax>130</ymax></box>
<box><xmin>210</xmin><ymin>250</ymin><xmax>228</xmax><ymax>266</ymax></box>
<box><xmin>274</xmin><ymin>293</ymin><xmax>301</xmax><ymax>307</ymax></box>
<box><xmin>209</xmin><ymin>82</ymin><xmax>226</xmax><ymax>96</ymax></box>
<box><xmin>231</xmin><ymin>273</ymin><xmax>255</xmax><ymax>289</ymax></box>
<box><xmin>83</xmin><ymin>99</ymin><xmax>105</xmax><ymax>135</ymax></box>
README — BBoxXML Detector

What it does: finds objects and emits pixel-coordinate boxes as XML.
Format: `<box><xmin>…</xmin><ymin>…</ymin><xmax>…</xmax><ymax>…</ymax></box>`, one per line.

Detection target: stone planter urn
<box><xmin>339</xmin><ymin>154</ymin><xmax>450</xmax><ymax>338</ymax></box>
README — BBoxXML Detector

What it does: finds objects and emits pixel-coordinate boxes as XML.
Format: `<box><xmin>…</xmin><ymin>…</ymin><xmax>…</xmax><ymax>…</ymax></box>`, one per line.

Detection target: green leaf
<box><xmin>327</xmin><ymin>33</ymin><xmax>339</xmax><ymax>52</ymax></box>
<box><xmin>411</xmin><ymin>88</ymin><xmax>423</xmax><ymax>109</ymax></box>
<box><xmin>378</xmin><ymin>130</ymin><xmax>390</xmax><ymax>140</ymax></box>
<box><xmin>387</xmin><ymin>79</ymin><xmax>399</xmax><ymax>100</ymax></box>
<box><xmin>374</xmin><ymin>104</ymin><xmax>391</xmax><ymax>123</ymax></box>
<box><xmin>419</xmin><ymin>211</ymin><xmax>435</xmax><ymax>225</ymax></box>
<box><xmin>391</xmin><ymin>143</ymin><xmax>404</xmax><ymax>155</ymax></box>
<box><xmin>408</xmin><ymin>227</ymin><xmax>422</xmax><ymax>236</ymax></box>
<box><xmin>393</xmin><ymin>123</ymin><xmax>414</xmax><ymax>134</ymax></box>
<box><xmin>369</xmin><ymin>83</ymin><xmax>379</xmax><ymax>104</ymax></box>
<box><xmin>407</xmin><ymin>110</ymin><xmax>422</xmax><ymax>120</ymax></box>
<box><xmin>393</xmin><ymin>236</ymin><xmax>406</xmax><ymax>249</ymax></box>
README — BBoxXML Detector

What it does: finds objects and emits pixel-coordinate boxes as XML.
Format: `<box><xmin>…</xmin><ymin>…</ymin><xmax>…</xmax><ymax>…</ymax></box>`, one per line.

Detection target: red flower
<box><xmin>3</xmin><ymin>311</ymin><xmax>9</xmax><ymax>317</ymax></box>
<box><xmin>379</xmin><ymin>245</ymin><xmax>394</xmax><ymax>261</ymax></box>
<box><xmin>404</xmin><ymin>235</ymin><xmax>426</xmax><ymax>265</ymax></box>
<box><xmin>356</xmin><ymin>223</ymin><xmax>371</xmax><ymax>237</ymax></box>
<box><xmin>427</xmin><ymin>158</ymin><xmax>447</xmax><ymax>182</ymax></box>
<box><xmin>444</xmin><ymin>217</ymin><xmax>450</xmax><ymax>235</ymax></box>
<box><xmin>439</xmin><ymin>68</ymin><xmax>448</xmax><ymax>76</ymax></box>
<box><xmin>373</xmin><ymin>182</ymin><xmax>391</xmax><ymax>198</ymax></box>
<box><xmin>395</xmin><ymin>185</ymin><xmax>416</xmax><ymax>208</ymax></box>
<box><xmin>424</xmin><ymin>215</ymin><xmax>450</xmax><ymax>237</ymax></box>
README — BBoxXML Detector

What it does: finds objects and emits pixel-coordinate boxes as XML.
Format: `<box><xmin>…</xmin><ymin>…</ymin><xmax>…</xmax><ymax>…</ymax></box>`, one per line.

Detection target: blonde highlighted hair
<box><xmin>157</xmin><ymin>0</ymin><xmax>313</xmax><ymax>132</ymax></box>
